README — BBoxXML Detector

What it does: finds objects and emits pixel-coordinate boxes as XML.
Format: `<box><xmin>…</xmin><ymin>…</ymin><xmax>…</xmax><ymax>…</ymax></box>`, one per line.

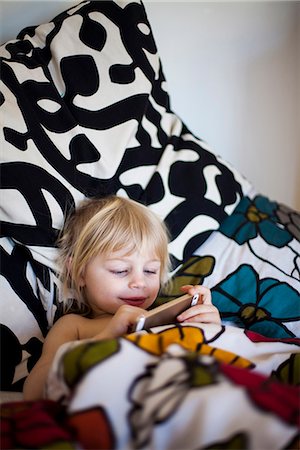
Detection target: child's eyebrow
<box><xmin>105</xmin><ymin>259</ymin><xmax>128</xmax><ymax>263</ymax></box>
<box><xmin>106</xmin><ymin>258</ymin><xmax>161</xmax><ymax>264</ymax></box>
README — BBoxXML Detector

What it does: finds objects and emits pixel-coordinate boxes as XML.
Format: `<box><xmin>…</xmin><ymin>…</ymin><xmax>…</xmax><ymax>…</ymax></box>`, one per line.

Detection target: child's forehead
<box><xmin>104</xmin><ymin>245</ymin><xmax>160</xmax><ymax>261</ymax></box>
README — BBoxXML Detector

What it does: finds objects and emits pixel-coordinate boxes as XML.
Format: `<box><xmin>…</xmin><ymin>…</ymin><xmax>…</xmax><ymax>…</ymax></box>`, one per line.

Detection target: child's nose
<box><xmin>128</xmin><ymin>272</ymin><xmax>145</xmax><ymax>289</ymax></box>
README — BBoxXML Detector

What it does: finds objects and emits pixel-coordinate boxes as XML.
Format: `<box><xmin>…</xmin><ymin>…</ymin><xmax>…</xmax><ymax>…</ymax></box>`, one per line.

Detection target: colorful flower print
<box><xmin>212</xmin><ymin>264</ymin><xmax>300</xmax><ymax>338</ymax></box>
<box><xmin>128</xmin><ymin>352</ymin><xmax>219</xmax><ymax>449</ymax></box>
<box><xmin>62</xmin><ymin>339</ymin><xmax>120</xmax><ymax>388</ymax></box>
<box><xmin>126</xmin><ymin>326</ymin><xmax>253</xmax><ymax>370</ymax></box>
<box><xmin>220</xmin><ymin>195</ymin><xmax>293</xmax><ymax>247</ymax></box>
<box><xmin>154</xmin><ymin>255</ymin><xmax>215</xmax><ymax>307</ymax></box>
<box><xmin>276</xmin><ymin>203</ymin><xmax>300</xmax><ymax>241</ymax></box>
<box><xmin>270</xmin><ymin>353</ymin><xmax>300</xmax><ymax>386</ymax></box>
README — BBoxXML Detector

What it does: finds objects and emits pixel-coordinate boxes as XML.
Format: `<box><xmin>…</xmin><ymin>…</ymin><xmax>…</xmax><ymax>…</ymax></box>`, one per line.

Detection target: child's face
<box><xmin>80</xmin><ymin>247</ymin><xmax>161</xmax><ymax>317</ymax></box>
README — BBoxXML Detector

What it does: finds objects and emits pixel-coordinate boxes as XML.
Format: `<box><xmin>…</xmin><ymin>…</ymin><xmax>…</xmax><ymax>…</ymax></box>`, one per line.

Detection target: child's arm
<box><xmin>23</xmin><ymin>307</ymin><xmax>145</xmax><ymax>400</ymax></box>
<box><xmin>176</xmin><ymin>285</ymin><xmax>221</xmax><ymax>324</ymax></box>
<box><xmin>23</xmin><ymin>314</ymin><xmax>81</xmax><ymax>401</ymax></box>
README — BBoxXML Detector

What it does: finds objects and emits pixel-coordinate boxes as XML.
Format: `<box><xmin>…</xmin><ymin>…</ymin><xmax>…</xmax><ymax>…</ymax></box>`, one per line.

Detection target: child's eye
<box><xmin>111</xmin><ymin>270</ymin><xmax>128</xmax><ymax>275</ymax></box>
<box><xmin>144</xmin><ymin>269</ymin><xmax>158</xmax><ymax>275</ymax></box>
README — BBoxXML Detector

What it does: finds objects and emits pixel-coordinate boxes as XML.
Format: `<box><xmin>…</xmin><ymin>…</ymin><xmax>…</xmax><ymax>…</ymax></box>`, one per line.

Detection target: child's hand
<box><xmin>95</xmin><ymin>304</ymin><xmax>145</xmax><ymax>339</ymax></box>
<box><xmin>176</xmin><ymin>284</ymin><xmax>221</xmax><ymax>325</ymax></box>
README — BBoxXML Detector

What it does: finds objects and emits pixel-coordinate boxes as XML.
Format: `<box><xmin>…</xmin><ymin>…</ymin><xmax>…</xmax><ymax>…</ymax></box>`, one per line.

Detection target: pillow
<box><xmin>0</xmin><ymin>0</ymin><xmax>252</xmax><ymax>389</ymax></box>
<box><xmin>156</xmin><ymin>195</ymin><xmax>300</xmax><ymax>339</ymax></box>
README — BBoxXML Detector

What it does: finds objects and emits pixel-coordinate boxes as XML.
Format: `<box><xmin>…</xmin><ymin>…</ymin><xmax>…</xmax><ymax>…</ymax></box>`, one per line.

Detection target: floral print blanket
<box><xmin>2</xmin><ymin>323</ymin><xmax>300</xmax><ymax>450</ymax></box>
<box><xmin>1</xmin><ymin>194</ymin><xmax>299</xmax><ymax>450</ymax></box>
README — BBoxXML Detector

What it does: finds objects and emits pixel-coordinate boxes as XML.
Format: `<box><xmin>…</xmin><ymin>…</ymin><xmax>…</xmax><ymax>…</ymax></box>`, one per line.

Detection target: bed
<box><xmin>1</xmin><ymin>1</ymin><xmax>299</xmax><ymax>448</ymax></box>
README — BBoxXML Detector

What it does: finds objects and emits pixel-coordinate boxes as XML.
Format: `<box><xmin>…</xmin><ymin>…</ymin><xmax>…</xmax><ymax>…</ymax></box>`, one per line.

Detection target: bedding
<box><xmin>0</xmin><ymin>0</ymin><xmax>299</xmax><ymax>449</ymax></box>
<box><xmin>0</xmin><ymin>0</ymin><xmax>253</xmax><ymax>391</ymax></box>
<box><xmin>2</xmin><ymin>324</ymin><xmax>299</xmax><ymax>449</ymax></box>
<box><xmin>155</xmin><ymin>194</ymin><xmax>300</xmax><ymax>340</ymax></box>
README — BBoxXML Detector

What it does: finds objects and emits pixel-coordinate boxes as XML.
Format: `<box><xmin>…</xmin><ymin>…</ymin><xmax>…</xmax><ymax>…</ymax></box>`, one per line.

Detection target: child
<box><xmin>23</xmin><ymin>195</ymin><xmax>220</xmax><ymax>400</ymax></box>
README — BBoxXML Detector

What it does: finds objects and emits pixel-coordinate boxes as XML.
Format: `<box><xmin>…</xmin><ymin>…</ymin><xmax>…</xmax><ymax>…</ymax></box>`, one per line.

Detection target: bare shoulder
<box><xmin>54</xmin><ymin>313</ymin><xmax>86</xmax><ymax>326</ymax></box>
<box><xmin>52</xmin><ymin>313</ymin><xmax>109</xmax><ymax>340</ymax></box>
<box><xmin>43</xmin><ymin>313</ymin><xmax>83</xmax><ymax>345</ymax></box>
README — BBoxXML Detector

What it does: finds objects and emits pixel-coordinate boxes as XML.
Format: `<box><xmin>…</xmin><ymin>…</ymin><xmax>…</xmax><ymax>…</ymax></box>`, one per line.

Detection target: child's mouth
<box><xmin>121</xmin><ymin>297</ymin><xmax>146</xmax><ymax>307</ymax></box>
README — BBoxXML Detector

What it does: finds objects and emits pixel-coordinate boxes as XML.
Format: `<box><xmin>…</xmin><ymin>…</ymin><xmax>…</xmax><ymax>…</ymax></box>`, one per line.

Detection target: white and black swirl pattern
<box><xmin>0</xmin><ymin>0</ymin><xmax>251</xmax><ymax>389</ymax></box>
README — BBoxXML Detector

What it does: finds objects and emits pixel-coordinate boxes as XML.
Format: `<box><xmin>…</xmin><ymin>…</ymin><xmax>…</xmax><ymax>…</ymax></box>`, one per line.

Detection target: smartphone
<box><xmin>133</xmin><ymin>293</ymin><xmax>199</xmax><ymax>332</ymax></box>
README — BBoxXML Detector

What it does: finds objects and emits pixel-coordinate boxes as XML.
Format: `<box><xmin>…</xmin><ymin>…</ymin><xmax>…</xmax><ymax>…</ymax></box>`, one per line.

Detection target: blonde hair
<box><xmin>57</xmin><ymin>195</ymin><xmax>170</xmax><ymax>315</ymax></box>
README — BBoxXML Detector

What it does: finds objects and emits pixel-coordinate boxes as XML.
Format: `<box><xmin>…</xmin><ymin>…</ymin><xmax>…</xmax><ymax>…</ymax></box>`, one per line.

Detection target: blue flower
<box><xmin>212</xmin><ymin>265</ymin><xmax>300</xmax><ymax>338</ymax></box>
<box><xmin>220</xmin><ymin>196</ymin><xmax>292</xmax><ymax>247</ymax></box>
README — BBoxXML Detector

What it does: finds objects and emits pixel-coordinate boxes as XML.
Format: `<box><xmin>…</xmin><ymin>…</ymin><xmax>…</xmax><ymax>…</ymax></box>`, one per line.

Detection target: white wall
<box><xmin>1</xmin><ymin>1</ymin><xmax>299</xmax><ymax>210</ymax></box>
<box><xmin>0</xmin><ymin>1</ymin><xmax>77</xmax><ymax>45</ymax></box>
<box><xmin>146</xmin><ymin>1</ymin><xmax>300</xmax><ymax>210</ymax></box>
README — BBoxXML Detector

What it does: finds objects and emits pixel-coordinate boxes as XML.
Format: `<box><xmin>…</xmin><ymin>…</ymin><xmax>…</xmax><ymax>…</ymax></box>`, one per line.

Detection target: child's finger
<box><xmin>177</xmin><ymin>304</ymin><xmax>217</xmax><ymax>322</ymax></box>
<box><xmin>180</xmin><ymin>284</ymin><xmax>194</xmax><ymax>293</ymax></box>
<box><xmin>180</xmin><ymin>285</ymin><xmax>212</xmax><ymax>305</ymax></box>
<box><xmin>182</xmin><ymin>312</ymin><xmax>220</xmax><ymax>324</ymax></box>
